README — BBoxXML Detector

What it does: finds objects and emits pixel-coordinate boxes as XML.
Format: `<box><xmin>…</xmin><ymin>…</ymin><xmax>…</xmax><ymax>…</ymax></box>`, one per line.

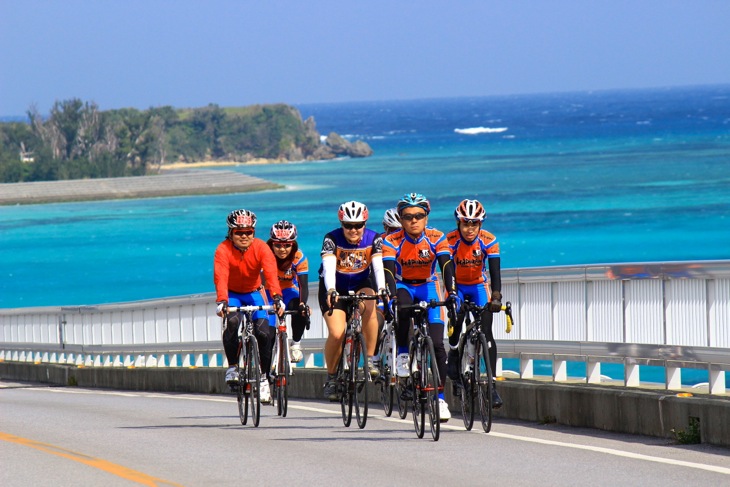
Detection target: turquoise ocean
<box><xmin>2</xmin><ymin>85</ymin><xmax>729</xmax><ymax>385</ymax></box>
<box><xmin>2</xmin><ymin>85</ymin><xmax>728</xmax><ymax>309</ymax></box>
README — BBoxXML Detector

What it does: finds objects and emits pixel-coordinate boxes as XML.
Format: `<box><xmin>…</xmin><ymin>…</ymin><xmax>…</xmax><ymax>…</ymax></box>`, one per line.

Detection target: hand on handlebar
<box><xmin>488</xmin><ymin>290</ymin><xmax>503</xmax><ymax>313</ymax></box>
<box><xmin>216</xmin><ymin>301</ymin><xmax>228</xmax><ymax>317</ymax></box>
<box><xmin>326</xmin><ymin>289</ymin><xmax>338</xmax><ymax>315</ymax></box>
<box><xmin>273</xmin><ymin>294</ymin><xmax>285</xmax><ymax>317</ymax></box>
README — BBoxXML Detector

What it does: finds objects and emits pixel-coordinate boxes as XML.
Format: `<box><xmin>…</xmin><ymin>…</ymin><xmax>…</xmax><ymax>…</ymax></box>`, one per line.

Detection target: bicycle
<box><xmin>375</xmin><ymin>309</ymin><xmax>398</xmax><ymax>417</ymax></box>
<box><xmin>225</xmin><ymin>304</ymin><xmax>274</xmax><ymax>428</ymax></box>
<box><xmin>269</xmin><ymin>309</ymin><xmax>300</xmax><ymax>417</ymax></box>
<box><xmin>329</xmin><ymin>292</ymin><xmax>379</xmax><ymax>429</ymax></box>
<box><xmin>395</xmin><ymin>299</ymin><xmax>450</xmax><ymax>441</ymax></box>
<box><xmin>452</xmin><ymin>298</ymin><xmax>514</xmax><ymax>433</ymax></box>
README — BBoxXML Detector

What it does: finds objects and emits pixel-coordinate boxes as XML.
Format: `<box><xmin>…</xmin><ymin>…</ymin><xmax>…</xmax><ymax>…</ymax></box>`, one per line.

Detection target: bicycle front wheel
<box><xmin>460</xmin><ymin>344</ymin><xmax>475</xmax><ymax>431</ymax></box>
<box><xmin>275</xmin><ymin>332</ymin><xmax>289</xmax><ymax>417</ymax></box>
<box><xmin>246</xmin><ymin>336</ymin><xmax>262</xmax><ymax>427</ymax></box>
<box><xmin>476</xmin><ymin>333</ymin><xmax>494</xmax><ymax>433</ymax></box>
<box><xmin>237</xmin><ymin>363</ymin><xmax>247</xmax><ymax>425</ymax></box>
<box><xmin>410</xmin><ymin>340</ymin><xmax>425</xmax><ymax>439</ymax></box>
<box><xmin>353</xmin><ymin>333</ymin><xmax>369</xmax><ymax>429</ymax></box>
<box><xmin>423</xmin><ymin>337</ymin><xmax>440</xmax><ymax>441</ymax></box>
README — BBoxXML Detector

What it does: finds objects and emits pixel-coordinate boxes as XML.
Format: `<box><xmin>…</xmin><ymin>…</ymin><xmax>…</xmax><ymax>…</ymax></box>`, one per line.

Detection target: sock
<box><xmin>398</xmin><ymin>346</ymin><xmax>408</xmax><ymax>355</ymax></box>
<box><xmin>438</xmin><ymin>392</ymin><xmax>445</xmax><ymax>400</ymax></box>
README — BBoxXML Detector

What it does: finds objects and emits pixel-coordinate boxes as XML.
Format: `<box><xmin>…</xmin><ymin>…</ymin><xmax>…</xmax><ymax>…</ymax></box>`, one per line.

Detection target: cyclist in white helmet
<box><xmin>319</xmin><ymin>200</ymin><xmax>388</xmax><ymax>400</ymax></box>
<box><xmin>446</xmin><ymin>199</ymin><xmax>504</xmax><ymax>409</ymax></box>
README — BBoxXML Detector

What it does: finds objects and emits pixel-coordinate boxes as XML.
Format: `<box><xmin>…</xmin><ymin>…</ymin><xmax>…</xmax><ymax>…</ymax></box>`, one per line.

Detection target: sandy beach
<box><xmin>158</xmin><ymin>158</ymin><xmax>286</xmax><ymax>171</ymax></box>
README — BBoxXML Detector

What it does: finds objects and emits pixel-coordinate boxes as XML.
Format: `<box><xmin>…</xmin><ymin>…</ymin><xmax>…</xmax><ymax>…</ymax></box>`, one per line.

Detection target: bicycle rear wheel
<box><xmin>410</xmin><ymin>341</ymin><xmax>425</xmax><ymax>439</ymax></box>
<box><xmin>353</xmin><ymin>333</ymin><xmax>369</xmax><ymax>429</ymax></box>
<box><xmin>377</xmin><ymin>330</ymin><xmax>395</xmax><ymax>417</ymax></box>
<box><xmin>246</xmin><ymin>336</ymin><xmax>262</xmax><ymax>427</ymax></box>
<box><xmin>423</xmin><ymin>337</ymin><xmax>440</xmax><ymax>441</ymax></box>
<box><xmin>396</xmin><ymin>381</ymin><xmax>408</xmax><ymax>419</ymax></box>
<box><xmin>338</xmin><ymin>341</ymin><xmax>353</xmax><ymax>427</ymax></box>
<box><xmin>476</xmin><ymin>333</ymin><xmax>494</xmax><ymax>433</ymax></box>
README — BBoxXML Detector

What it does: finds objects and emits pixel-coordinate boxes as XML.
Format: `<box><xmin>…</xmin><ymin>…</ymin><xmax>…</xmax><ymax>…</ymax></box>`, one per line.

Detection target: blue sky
<box><xmin>1</xmin><ymin>1</ymin><xmax>729</xmax><ymax>116</ymax></box>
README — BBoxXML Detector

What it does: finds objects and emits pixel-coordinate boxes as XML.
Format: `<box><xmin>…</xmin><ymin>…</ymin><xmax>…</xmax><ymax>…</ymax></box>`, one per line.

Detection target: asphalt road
<box><xmin>2</xmin><ymin>381</ymin><xmax>729</xmax><ymax>487</ymax></box>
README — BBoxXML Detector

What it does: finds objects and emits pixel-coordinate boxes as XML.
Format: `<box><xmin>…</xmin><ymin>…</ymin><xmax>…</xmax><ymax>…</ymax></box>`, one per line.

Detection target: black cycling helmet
<box><xmin>227</xmin><ymin>209</ymin><xmax>257</xmax><ymax>229</ymax></box>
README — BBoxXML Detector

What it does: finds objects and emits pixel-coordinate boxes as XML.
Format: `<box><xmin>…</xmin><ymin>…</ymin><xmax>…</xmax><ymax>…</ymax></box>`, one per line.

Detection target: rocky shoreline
<box><xmin>0</xmin><ymin>170</ymin><xmax>281</xmax><ymax>206</ymax></box>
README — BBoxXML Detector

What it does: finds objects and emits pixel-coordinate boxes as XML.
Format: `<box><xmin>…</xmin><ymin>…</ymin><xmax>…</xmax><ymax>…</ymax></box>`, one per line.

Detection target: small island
<box><xmin>0</xmin><ymin>99</ymin><xmax>373</xmax><ymax>184</ymax></box>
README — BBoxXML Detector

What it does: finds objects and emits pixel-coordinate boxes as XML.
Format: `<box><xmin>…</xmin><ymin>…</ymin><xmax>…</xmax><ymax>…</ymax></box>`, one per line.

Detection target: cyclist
<box><xmin>445</xmin><ymin>199</ymin><xmax>504</xmax><ymax>409</ymax></box>
<box><xmin>383</xmin><ymin>193</ymin><xmax>457</xmax><ymax>422</ymax></box>
<box><xmin>320</xmin><ymin>201</ymin><xmax>387</xmax><ymax>400</ymax></box>
<box><xmin>266</xmin><ymin>220</ymin><xmax>310</xmax><ymax>363</ymax></box>
<box><xmin>214</xmin><ymin>209</ymin><xmax>284</xmax><ymax>404</ymax></box>
<box><xmin>382</xmin><ymin>207</ymin><xmax>402</xmax><ymax>236</ymax></box>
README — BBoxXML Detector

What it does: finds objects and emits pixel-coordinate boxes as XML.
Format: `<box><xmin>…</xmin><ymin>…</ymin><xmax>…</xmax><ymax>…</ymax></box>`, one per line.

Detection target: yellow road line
<box><xmin>0</xmin><ymin>432</ymin><xmax>184</xmax><ymax>487</ymax></box>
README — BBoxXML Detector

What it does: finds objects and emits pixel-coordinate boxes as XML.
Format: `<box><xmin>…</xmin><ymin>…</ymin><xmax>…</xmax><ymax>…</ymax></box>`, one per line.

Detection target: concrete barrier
<box><xmin>2</xmin><ymin>362</ymin><xmax>728</xmax><ymax>448</ymax></box>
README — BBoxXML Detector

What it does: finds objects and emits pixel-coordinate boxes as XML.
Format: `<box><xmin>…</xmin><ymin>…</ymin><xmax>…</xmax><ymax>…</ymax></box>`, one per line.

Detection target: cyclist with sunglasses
<box><xmin>382</xmin><ymin>193</ymin><xmax>458</xmax><ymax>422</ymax></box>
<box><xmin>214</xmin><ymin>209</ymin><xmax>284</xmax><ymax>404</ymax></box>
<box><xmin>319</xmin><ymin>201</ymin><xmax>387</xmax><ymax>400</ymax></box>
<box><xmin>446</xmin><ymin>199</ymin><xmax>504</xmax><ymax>409</ymax></box>
<box><xmin>266</xmin><ymin>220</ymin><xmax>310</xmax><ymax>363</ymax></box>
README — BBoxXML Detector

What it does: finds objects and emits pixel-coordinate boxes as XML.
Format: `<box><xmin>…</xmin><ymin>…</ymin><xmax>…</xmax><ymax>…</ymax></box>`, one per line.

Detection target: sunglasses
<box><xmin>273</xmin><ymin>242</ymin><xmax>293</xmax><ymax>249</ymax></box>
<box><xmin>232</xmin><ymin>229</ymin><xmax>254</xmax><ymax>237</ymax></box>
<box><xmin>400</xmin><ymin>213</ymin><xmax>427</xmax><ymax>222</ymax></box>
<box><xmin>342</xmin><ymin>222</ymin><xmax>366</xmax><ymax>230</ymax></box>
<box><xmin>461</xmin><ymin>219</ymin><xmax>481</xmax><ymax>226</ymax></box>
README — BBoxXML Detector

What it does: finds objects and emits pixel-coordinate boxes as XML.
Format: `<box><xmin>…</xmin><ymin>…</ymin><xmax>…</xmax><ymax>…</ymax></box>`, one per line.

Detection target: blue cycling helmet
<box><xmin>397</xmin><ymin>193</ymin><xmax>431</xmax><ymax>215</ymax></box>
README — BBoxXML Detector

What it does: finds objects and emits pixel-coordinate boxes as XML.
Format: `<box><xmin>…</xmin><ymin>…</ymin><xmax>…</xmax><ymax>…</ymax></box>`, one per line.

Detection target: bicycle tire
<box><xmin>237</xmin><ymin>359</ymin><xmax>248</xmax><ymax>425</ymax></box>
<box><xmin>460</xmin><ymin>339</ymin><xmax>475</xmax><ymax>431</ymax></box>
<box><xmin>423</xmin><ymin>337</ymin><xmax>440</xmax><ymax>441</ymax></box>
<box><xmin>276</xmin><ymin>332</ymin><xmax>289</xmax><ymax>417</ymax></box>
<box><xmin>353</xmin><ymin>333</ymin><xmax>369</xmax><ymax>429</ymax></box>
<box><xmin>338</xmin><ymin>339</ymin><xmax>353</xmax><ymax>427</ymax></box>
<box><xmin>476</xmin><ymin>333</ymin><xmax>494</xmax><ymax>433</ymax></box>
<box><xmin>410</xmin><ymin>340</ymin><xmax>425</xmax><ymax>439</ymax></box>
<box><xmin>377</xmin><ymin>329</ymin><xmax>395</xmax><ymax>417</ymax></box>
<box><xmin>247</xmin><ymin>336</ymin><xmax>262</xmax><ymax>427</ymax></box>
<box><xmin>396</xmin><ymin>382</ymin><xmax>408</xmax><ymax>419</ymax></box>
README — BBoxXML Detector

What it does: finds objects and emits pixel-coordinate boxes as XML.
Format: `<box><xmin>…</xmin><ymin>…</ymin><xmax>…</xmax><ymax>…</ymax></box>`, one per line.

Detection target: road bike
<box><xmin>225</xmin><ymin>304</ymin><xmax>274</xmax><ymax>427</ymax></box>
<box><xmin>269</xmin><ymin>309</ymin><xmax>300</xmax><ymax>417</ymax></box>
<box><xmin>329</xmin><ymin>292</ymin><xmax>379</xmax><ymax>429</ymax></box>
<box><xmin>396</xmin><ymin>299</ymin><xmax>450</xmax><ymax>441</ymax></box>
<box><xmin>375</xmin><ymin>308</ymin><xmax>398</xmax><ymax>417</ymax></box>
<box><xmin>453</xmin><ymin>298</ymin><xmax>514</xmax><ymax>433</ymax></box>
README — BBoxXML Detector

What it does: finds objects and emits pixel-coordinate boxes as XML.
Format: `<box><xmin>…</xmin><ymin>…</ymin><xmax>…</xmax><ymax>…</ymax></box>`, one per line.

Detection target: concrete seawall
<box><xmin>2</xmin><ymin>362</ymin><xmax>728</xmax><ymax>448</ymax></box>
<box><xmin>0</xmin><ymin>170</ymin><xmax>281</xmax><ymax>205</ymax></box>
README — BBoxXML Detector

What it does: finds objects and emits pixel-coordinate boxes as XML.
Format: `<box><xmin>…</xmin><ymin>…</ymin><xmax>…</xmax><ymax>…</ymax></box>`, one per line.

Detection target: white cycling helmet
<box><xmin>454</xmin><ymin>199</ymin><xmax>486</xmax><ymax>222</ymax></box>
<box><xmin>382</xmin><ymin>208</ymin><xmax>401</xmax><ymax>229</ymax></box>
<box><xmin>338</xmin><ymin>201</ymin><xmax>369</xmax><ymax>223</ymax></box>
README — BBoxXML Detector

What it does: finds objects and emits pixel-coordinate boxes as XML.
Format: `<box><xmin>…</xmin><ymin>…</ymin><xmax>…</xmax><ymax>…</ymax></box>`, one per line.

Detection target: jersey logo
<box><xmin>473</xmin><ymin>249</ymin><xmax>482</xmax><ymax>258</ymax></box>
<box><xmin>418</xmin><ymin>248</ymin><xmax>431</xmax><ymax>259</ymax></box>
<box><xmin>338</xmin><ymin>249</ymin><xmax>367</xmax><ymax>271</ymax></box>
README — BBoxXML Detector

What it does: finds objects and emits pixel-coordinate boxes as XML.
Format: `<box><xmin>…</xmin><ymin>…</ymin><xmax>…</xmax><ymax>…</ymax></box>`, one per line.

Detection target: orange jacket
<box><xmin>214</xmin><ymin>238</ymin><xmax>282</xmax><ymax>303</ymax></box>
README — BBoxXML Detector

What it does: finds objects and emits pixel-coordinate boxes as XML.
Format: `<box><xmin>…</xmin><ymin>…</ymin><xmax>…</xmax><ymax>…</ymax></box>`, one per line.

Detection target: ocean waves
<box><xmin>454</xmin><ymin>126</ymin><xmax>509</xmax><ymax>135</ymax></box>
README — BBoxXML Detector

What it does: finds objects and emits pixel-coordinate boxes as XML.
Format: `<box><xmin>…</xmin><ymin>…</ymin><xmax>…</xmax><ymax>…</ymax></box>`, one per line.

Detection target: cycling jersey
<box><xmin>382</xmin><ymin>227</ymin><xmax>451</xmax><ymax>282</ymax></box>
<box><xmin>319</xmin><ymin>227</ymin><xmax>383</xmax><ymax>293</ymax></box>
<box><xmin>277</xmin><ymin>249</ymin><xmax>308</xmax><ymax>295</ymax></box>
<box><xmin>446</xmin><ymin>229</ymin><xmax>500</xmax><ymax>286</ymax></box>
<box><xmin>214</xmin><ymin>238</ymin><xmax>282</xmax><ymax>302</ymax></box>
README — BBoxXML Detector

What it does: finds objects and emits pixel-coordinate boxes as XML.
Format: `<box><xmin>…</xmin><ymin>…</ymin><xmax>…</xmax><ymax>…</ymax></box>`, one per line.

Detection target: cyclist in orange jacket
<box><xmin>445</xmin><ymin>199</ymin><xmax>504</xmax><ymax>409</ymax></box>
<box><xmin>214</xmin><ymin>209</ymin><xmax>283</xmax><ymax>404</ymax></box>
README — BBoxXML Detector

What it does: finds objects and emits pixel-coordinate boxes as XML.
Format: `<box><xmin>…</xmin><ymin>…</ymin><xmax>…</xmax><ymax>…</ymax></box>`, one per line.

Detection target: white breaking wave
<box><xmin>454</xmin><ymin>126</ymin><xmax>508</xmax><ymax>135</ymax></box>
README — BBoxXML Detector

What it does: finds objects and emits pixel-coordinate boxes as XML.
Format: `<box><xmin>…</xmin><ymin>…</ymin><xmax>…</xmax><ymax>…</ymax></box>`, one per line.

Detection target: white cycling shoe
<box><xmin>438</xmin><ymin>398</ymin><xmax>451</xmax><ymax>422</ymax></box>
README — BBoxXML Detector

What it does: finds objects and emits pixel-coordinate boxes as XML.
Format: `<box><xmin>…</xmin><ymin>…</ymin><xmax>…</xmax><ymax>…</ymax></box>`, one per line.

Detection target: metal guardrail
<box><xmin>2</xmin><ymin>261</ymin><xmax>729</xmax><ymax>394</ymax></box>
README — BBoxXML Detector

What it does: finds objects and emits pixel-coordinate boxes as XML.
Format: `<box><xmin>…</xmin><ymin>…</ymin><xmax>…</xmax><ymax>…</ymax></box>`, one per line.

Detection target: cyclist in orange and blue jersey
<box><xmin>445</xmin><ymin>199</ymin><xmax>504</xmax><ymax>409</ymax></box>
<box><xmin>214</xmin><ymin>209</ymin><xmax>284</xmax><ymax>404</ymax></box>
<box><xmin>266</xmin><ymin>220</ymin><xmax>310</xmax><ymax>364</ymax></box>
<box><xmin>383</xmin><ymin>193</ymin><xmax>458</xmax><ymax>422</ymax></box>
<box><xmin>320</xmin><ymin>201</ymin><xmax>387</xmax><ymax>400</ymax></box>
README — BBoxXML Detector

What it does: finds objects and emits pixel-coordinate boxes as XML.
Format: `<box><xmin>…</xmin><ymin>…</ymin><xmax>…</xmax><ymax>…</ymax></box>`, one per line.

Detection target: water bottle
<box><xmin>343</xmin><ymin>336</ymin><xmax>352</xmax><ymax>370</ymax></box>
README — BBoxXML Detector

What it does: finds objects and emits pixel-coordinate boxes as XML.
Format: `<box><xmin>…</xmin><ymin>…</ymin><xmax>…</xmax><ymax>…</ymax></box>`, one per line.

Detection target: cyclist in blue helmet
<box><xmin>383</xmin><ymin>192</ymin><xmax>458</xmax><ymax>422</ymax></box>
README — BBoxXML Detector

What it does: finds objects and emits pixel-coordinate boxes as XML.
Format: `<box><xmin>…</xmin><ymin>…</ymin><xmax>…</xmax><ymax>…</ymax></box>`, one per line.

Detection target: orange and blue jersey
<box><xmin>446</xmin><ymin>229</ymin><xmax>499</xmax><ymax>286</ymax></box>
<box><xmin>277</xmin><ymin>249</ymin><xmax>308</xmax><ymax>294</ymax></box>
<box><xmin>382</xmin><ymin>227</ymin><xmax>450</xmax><ymax>283</ymax></box>
<box><xmin>446</xmin><ymin>228</ymin><xmax>499</xmax><ymax>305</ymax></box>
